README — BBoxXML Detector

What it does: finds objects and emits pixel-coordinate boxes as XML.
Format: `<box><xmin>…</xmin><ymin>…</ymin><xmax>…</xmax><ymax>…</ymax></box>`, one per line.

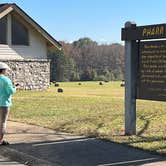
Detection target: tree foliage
<box><xmin>49</xmin><ymin>37</ymin><xmax>124</xmax><ymax>82</ymax></box>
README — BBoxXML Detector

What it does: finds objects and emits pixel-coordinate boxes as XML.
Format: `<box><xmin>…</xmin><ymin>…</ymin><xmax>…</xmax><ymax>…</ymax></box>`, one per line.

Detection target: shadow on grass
<box><xmin>120</xmin><ymin>136</ymin><xmax>166</xmax><ymax>157</ymax></box>
<box><xmin>8</xmin><ymin>137</ymin><xmax>166</xmax><ymax>166</ymax></box>
<box><xmin>137</xmin><ymin>120</ymin><xmax>150</xmax><ymax>136</ymax></box>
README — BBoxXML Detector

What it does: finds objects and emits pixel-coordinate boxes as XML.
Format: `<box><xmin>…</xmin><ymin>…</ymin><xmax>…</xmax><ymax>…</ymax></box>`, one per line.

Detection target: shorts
<box><xmin>0</xmin><ymin>107</ymin><xmax>10</xmax><ymax>135</ymax></box>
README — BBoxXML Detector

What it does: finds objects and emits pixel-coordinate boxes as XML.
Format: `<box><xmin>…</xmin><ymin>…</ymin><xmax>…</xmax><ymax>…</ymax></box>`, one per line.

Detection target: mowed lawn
<box><xmin>10</xmin><ymin>81</ymin><xmax>166</xmax><ymax>155</ymax></box>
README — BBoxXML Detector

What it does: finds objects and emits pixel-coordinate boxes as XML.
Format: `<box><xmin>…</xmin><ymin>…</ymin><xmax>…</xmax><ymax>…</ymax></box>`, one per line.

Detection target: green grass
<box><xmin>10</xmin><ymin>81</ymin><xmax>166</xmax><ymax>155</ymax></box>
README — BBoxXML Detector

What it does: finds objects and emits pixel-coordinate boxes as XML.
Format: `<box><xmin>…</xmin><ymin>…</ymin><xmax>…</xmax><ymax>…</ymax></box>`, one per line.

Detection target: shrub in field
<box><xmin>54</xmin><ymin>83</ymin><xmax>59</xmax><ymax>87</ymax></box>
<box><xmin>57</xmin><ymin>88</ymin><xmax>63</xmax><ymax>93</ymax></box>
<box><xmin>120</xmin><ymin>83</ymin><xmax>125</xmax><ymax>87</ymax></box>
<box><xmin>99</xmin><ymin>82</ymin><xmax>104</xmax><ymax>85</ymax></box>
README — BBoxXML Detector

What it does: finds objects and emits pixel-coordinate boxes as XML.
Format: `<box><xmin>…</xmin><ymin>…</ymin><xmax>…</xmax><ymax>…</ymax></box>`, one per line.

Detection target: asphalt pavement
<box><xmin>0</xmin><ymin>121</ymin><xmax>165</xmax><ymax>166</ymax></box>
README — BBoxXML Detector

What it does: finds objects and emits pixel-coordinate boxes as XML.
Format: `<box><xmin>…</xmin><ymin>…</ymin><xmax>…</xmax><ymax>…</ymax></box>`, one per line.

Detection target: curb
<box><xmin>0</xmin><ymin>146</ymin><xmax>62</xmax><ymax>166</ymax></box>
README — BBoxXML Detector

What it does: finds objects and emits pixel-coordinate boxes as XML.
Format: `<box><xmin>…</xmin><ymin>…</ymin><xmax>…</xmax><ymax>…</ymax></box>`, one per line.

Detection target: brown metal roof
<box><xmin>0</xmin><ymin>3</ymin><xmax>11</xmax><ymax>13</ymax></box>
<box><xmin>0</xmin><ymin>3</ymin><xmax>62</xmax><ymax>49</ymax></box>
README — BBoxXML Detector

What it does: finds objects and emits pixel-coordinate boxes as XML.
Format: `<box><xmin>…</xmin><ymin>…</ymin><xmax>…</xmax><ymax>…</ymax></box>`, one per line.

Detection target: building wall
<box><xmin>10</xmin><ymin>28</ymin><xmax>47</xmax><ymax>59</ymax></box>
<box><xmin>1</xmin><ymin>59</ymin><xmax>50</xmax><ymax>90</ymax></box>
<box><xmin>0</xmin><ymin>13</ymin><xmax>47</xmax><ymax>60</ymax></box>
<box><xmin>0</xmin><ymin>14</ymin><xmax>50</xmax><ymax>90</ymax></box>
<box><xmin>0</xmin><ymin>44</ymin><xmax>23</xmax><ymax>60</ymax></box>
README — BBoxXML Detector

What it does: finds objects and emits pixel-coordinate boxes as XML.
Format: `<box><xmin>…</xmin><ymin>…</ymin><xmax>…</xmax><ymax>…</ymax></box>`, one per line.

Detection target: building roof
<box><xmin>0</xmin><ymin>3</ymin><xmax>62</xmax><ymax>50</ymax></box>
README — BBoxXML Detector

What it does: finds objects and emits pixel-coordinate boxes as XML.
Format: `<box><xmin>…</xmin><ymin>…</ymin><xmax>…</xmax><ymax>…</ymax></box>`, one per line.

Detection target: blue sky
<box><xmin>1</xmin><ymin>0</ymin><xmax>166</xmax><ymax>44</ymax></box>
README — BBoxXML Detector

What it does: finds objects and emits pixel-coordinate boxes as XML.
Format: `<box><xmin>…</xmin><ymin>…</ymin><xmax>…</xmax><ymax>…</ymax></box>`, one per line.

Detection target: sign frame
<box><xmin>122</xmin><ymin>21</ymin><xmax>166</xmax><ymax>135</ymax></box>
<box><xmin>122</xmin><ymin>23</ymin><xmax>166</xmax><ymax>41</ymax></box>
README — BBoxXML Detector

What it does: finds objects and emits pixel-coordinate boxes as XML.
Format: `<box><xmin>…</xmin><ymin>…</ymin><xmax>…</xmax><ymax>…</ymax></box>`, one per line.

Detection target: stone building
<box><xmin>0</xmin><ymin>3</ymin><xmax>61</xmax><ymax>90</ymax></box>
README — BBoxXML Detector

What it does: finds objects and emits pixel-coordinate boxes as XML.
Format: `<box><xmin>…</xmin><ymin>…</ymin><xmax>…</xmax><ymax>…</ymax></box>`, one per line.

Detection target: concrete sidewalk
<box><xmin>0</xmin><ymin>155</ymin><xmax>26</xmax><ymax>166</ymax></box>
<box><xmin>0</xmin><ymin>121</ymin><xmax>165</xmax><ymax>166</ymax></box>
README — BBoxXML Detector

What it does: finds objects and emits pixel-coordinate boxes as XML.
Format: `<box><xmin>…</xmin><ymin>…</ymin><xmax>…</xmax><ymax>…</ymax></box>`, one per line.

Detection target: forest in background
<box><xmin>48</xmin><ymin>37</ymin><xmax>124</xmax><ymax>82</ymax></box>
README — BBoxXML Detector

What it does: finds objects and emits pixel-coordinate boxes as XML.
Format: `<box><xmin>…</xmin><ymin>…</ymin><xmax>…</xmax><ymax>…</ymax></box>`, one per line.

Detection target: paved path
<box><xmin>0</xmin><ymin>155</ymin><xmax>26</xmax><ymax>166</ymax></box>
<box><xmin>0</xmin><ymin>121</ymin><xmax>165</xmax><ymax>166</ymax></box>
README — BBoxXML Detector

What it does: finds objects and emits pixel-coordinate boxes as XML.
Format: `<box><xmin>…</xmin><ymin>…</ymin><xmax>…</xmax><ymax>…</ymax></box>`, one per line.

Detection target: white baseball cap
<box><xmin>0</xmin><ymin>62</ymin><xmax>10</xmax><ymax>70</ymax></box>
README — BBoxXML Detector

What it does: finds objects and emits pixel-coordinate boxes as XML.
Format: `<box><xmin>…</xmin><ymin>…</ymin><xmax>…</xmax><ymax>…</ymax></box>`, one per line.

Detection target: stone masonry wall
<box><xmin>1</xmin><ymin>59</ymin><xmax>50</xmax><ymax>90</ymax></box>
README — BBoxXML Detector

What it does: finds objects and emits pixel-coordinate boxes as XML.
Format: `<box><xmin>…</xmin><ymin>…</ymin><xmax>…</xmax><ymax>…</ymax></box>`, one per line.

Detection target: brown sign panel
<box><xmin>122</xmin><ymin>24</ymin><xmax>166</xmax><ymax>41</ymax></box>
<box><xmin>137</xmin><ymin>40</ymin><xmax>166</xmax><ymax>101</ymax></box>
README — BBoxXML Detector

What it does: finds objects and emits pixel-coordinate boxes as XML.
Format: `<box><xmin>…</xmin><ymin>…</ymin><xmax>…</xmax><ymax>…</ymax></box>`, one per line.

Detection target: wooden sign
<box><xmin>122</xmin><ymin>24</ymin><xmax>166</xmax><ymax>40</ymax></box>
<box><xmin>122</xmin><ymin>21</ymin><xmax>166</xmax><ymax>135</ymax></box>
<box><xmin>122</xmin><ymin>22</ymin><xmax>166</xmax><ymax>102</ymax></box>
<box><xmin>137</xmin><ymin>40</ymin><xmax>166</xmax><ymax>101</ymax></box>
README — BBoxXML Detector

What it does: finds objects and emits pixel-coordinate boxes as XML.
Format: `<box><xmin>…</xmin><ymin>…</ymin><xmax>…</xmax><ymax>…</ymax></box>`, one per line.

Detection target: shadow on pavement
<box><xmin>9</xmin><ymin>137</ymin><xmax>166</xmax><ymax>166</ymax></box>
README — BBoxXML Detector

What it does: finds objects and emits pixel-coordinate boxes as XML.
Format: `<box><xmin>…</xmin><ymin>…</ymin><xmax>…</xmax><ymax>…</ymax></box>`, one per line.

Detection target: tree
<box><xmin>59</xmin><ymin>38</ymin><xmax>124</xmax><ymax>81</ymax></box>
<box><xmin>48</xmin><ymin>49</ymin><xmax>76</xmax><ymax>82</ymax></box>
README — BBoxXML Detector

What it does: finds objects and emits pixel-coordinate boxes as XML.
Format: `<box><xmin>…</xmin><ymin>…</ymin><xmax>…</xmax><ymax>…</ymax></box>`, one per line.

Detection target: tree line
<box><xmin>48</xmin><ymin>37</ymin><xmax>124</xmax><ymax>82</ymax></box>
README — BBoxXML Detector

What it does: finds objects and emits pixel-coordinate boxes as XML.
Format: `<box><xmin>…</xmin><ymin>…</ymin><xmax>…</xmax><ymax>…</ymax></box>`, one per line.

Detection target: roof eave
<box><xmin>0</xmin><ymin>6</ymin><xmax>13</xmax><ymax>19</ymax></box>
<box><xmin>0</xmin><ymin>3</ymin><xmax>62</xmax><ymax>50</ymax></box>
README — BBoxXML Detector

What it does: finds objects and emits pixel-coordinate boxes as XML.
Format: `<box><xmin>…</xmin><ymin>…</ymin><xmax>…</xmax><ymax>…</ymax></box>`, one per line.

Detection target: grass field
<box><xmin>10</xmin><ymin>81</ymin><xmax>166</xmax><ymax>155</ymax></box>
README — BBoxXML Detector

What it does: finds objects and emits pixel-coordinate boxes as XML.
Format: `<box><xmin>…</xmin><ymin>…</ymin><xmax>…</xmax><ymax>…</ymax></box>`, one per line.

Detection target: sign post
<box><xmin>122</xmin><ymin>21</ymin><xmax>166</xmax><ymax>135</ymax></box>
<box><xmin>124</xmin><ymin>22</ymin><xmax>137</xmax><ymax>135</ymax></box>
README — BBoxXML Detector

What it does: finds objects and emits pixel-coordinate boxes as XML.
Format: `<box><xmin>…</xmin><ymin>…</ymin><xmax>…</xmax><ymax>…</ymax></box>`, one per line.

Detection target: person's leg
<box><xmin>0</xmin><ymin>107</ymin><xmax>10</xmax><ymax>144</ymax></box>
<box><xmin>0</xmin><ymin>107</ymin><xmax>3</xmax><ymax>142</ymax></box>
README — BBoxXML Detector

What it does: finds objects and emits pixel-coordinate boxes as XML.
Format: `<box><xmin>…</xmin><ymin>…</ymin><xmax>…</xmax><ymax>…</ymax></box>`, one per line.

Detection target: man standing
<box><xmin>0</xmin><ymin>62</ymin><xmax>16</xmax><ymax>145</ymax></box>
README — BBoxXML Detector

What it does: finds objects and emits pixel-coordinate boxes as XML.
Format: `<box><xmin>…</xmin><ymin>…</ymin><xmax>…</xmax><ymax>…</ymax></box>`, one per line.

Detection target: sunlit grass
<box><xmin>10</xmin><ymin>81</ymin><xmax>166</xmax><ymax>155</ymax></box>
